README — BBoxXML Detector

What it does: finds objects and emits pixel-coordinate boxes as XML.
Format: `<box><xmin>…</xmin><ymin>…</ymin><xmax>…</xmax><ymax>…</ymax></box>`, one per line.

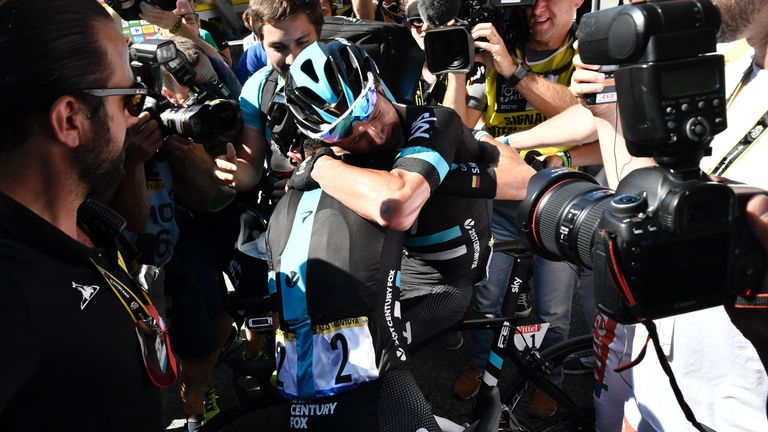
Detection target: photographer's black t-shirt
<box><xmin>0</xmin><ymin>193</ymin><xmax>163</xmax><ymax>432</ymax></box>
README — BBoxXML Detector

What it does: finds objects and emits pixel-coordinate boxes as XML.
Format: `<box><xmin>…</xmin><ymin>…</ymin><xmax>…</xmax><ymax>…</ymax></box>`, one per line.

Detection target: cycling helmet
<box><xmin>285</xmin><ymin>39</ymin><xmax>393</xmax><ymax>143</ymax></box>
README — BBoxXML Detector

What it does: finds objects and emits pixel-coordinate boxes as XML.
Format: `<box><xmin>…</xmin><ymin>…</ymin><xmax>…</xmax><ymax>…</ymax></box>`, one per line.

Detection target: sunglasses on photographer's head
<box><xmin>80</xmin><ymin>82</ymin><xmax>148</xmax><ymax>117</ymax></box>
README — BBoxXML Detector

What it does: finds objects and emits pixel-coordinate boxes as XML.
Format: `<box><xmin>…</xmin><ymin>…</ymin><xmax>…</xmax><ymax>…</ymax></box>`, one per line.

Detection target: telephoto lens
<box><xmin>517</xmin><ymin>168</ymin><xmax>613</xmax><ymax>268</ymax></box>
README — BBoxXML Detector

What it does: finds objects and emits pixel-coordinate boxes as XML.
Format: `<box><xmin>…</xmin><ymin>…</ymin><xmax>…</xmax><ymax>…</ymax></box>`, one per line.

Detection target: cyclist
<box><xmin>267</xmin><ymin>140</ymin><xmax>439</xmax><ymax>431</ymax></box>
<box><xmin>283</xmin><ymin>39</ymin><xmax>535</xmax><ymax>353</ymax></box>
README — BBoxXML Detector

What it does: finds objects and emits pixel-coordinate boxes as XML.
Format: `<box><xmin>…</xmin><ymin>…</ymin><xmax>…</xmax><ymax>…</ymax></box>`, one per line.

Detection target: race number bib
<box><xmin>276</xmin><ymin>317</ymin><xmax>379</xmax><ymax>399</ymax></box>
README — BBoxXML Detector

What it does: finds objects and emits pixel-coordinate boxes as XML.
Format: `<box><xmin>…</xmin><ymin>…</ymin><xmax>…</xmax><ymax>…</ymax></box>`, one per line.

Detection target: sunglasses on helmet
<box><xmin>81</xmin><ymin>82</ymin><xmax>148</xmax><ymax>117</ymax></box>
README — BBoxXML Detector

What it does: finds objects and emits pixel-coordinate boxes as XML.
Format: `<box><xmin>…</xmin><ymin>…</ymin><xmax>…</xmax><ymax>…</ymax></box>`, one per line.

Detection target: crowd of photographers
<box><xmin>2</xmin><ymin>0</ymin><xmax>768</xmax><ymax>431</ymax></box>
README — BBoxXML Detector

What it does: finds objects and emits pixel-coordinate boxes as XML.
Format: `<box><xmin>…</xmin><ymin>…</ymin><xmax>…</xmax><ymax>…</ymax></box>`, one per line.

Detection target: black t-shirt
<box><xmin>394</xmin><ymin>105</ymin><xmax>493</xmax><ymax>286</ymax></box>
<box><xmin>0</xmin><ymin>193</ymin><xmax>162</xmax><ymax>432</ymax></box>
<box><xmin>267</xmin><ymin>187</ymin><xmax>407</xmax><ymax>400</ymax></box>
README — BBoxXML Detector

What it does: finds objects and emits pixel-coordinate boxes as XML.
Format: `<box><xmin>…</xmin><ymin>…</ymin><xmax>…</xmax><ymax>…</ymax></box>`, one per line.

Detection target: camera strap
<box><xmin>607</xmin><ymin>238</ymin><xmax>716</xmax><ymax>432</ymax></box>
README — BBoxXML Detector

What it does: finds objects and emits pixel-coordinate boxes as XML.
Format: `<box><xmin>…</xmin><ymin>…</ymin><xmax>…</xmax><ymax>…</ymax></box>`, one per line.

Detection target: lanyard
<box><xmin>710</xmin><ymin>63</ymin><xmax>768</xmax><ymax>176</ymax></box>
<box><xmin>90</xmin><ymin>257</ymin><xmax>151</xmax><ymax>323</ymax></box>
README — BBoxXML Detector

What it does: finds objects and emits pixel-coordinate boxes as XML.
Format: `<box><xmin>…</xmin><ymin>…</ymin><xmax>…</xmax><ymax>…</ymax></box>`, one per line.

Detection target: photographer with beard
<box><xmin>568</xmin><ymin>0</ymin><xmax>768</xmax><ymax>430</ymax></box>
<box><xmin>0</xmin><ymin>0</ymin><xmax>167</xmax><ymax>430</ymax></box>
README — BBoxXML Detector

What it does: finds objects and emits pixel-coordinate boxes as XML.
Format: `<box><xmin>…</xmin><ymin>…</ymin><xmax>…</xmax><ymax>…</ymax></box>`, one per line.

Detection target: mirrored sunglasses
<box><xmin>303</xmin><ymin>80</ymin><xmax>379</xmax><ymax>143</ymax></box>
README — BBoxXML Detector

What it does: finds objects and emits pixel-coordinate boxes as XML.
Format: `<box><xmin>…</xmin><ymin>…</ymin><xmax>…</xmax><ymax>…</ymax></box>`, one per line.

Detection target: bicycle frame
<box><xmin>460</xmin><ymin>240</ymin><xmax>593</xmax><ymax>431</ymax></box>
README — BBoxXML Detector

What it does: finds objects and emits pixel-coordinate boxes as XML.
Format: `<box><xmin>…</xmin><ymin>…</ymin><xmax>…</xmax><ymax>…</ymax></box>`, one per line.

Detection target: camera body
<box><xmin>130</xmin><ymin>39</ymin><xmax>241</xmax><ymax>150</ymax></box>
<box><xmin>520</xmin><ymin>168</ymin><xmax>766</xmax><ymax>324</ymax></box>
<box><xmin>423</xmin><ymin>0</ymin><xmax>533</xmax><ymax>75</ymax></box>
<box><xmin>594</xmin><ymin>169</ymin><xmax>765</xmax><ymax>323</ymax></box>
<box><xmin>518</xmin><ymin>0</ymin><xmax>767</xmax><ymax>324</ymax></box>
<box><xmin>104</xmin><ymin>0</ymin><xmax>177</xmax><ymax>21</ymax></box>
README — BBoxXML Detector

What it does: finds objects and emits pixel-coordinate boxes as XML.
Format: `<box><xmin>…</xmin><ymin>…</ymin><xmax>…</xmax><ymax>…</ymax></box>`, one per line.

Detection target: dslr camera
<box><xmin>129</xmin><ymin>39</ymin><xmax>241</xmax><ymax>150</ymax></box>
<box><xmin>104</xmin><ymin>0</ymin><xmax>177</xmax><ymax>21</ymax></box>
<box><xmin>517</xmin><ymin>0</ymin><xmax>766</xmax><ymax>324</ymax></box>
<box><xmin>423</xmin><ymin>0</ymin><xmax>533</xmax><ymax>74</ymax></box>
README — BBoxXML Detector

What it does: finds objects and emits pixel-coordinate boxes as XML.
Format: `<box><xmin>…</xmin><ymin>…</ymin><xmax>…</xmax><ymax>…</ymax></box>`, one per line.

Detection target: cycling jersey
<box><xmin>396</xmin><ymin>105</ymin><xmax>493</xmax><ymax>286</ymax></box>
<box><xmin>267</xmin><ymin>188</ymin><xmax>408</xmax><ymax>400</ymax></box>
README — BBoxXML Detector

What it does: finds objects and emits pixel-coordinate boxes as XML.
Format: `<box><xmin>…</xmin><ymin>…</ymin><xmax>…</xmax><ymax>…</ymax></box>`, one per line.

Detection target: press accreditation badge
<box><xmin>135</xmin><ymin>304</ymin><xmax>178</xmax><ymax>388</ymax></box>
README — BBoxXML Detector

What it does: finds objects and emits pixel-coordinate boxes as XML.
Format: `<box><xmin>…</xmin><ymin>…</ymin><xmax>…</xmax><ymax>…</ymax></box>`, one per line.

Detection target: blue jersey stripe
<box><xmin>279</xmin><ymin>189</ymin><xmax>323</xmax><ymax>398</ymax></box>
<box><xmin>488</xmin><ymin>350</ymin><xmax>504</xmax><ymax>370</ymax></box>
<box><xmin>396</xmin><ymin>146</ymin><xmax>450</xmax><ymax>182</ymax></box>
<box><xmin>404</xmin><ymin>226</ymin><xmax>461</xmax><ymax>247</ymax></box>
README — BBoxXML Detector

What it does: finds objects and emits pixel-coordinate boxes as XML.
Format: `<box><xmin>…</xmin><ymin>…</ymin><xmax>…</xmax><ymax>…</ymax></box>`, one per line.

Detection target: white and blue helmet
<box><xmin>285</xmin><ymin>39</ymin><xmax>393</xmax><ymax>143</ymax></box>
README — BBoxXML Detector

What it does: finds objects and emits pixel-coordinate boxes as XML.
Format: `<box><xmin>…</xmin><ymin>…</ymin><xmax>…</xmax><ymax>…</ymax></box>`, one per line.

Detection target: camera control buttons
<box><xmin>685</xmin><ymin>116</ymin><xmax>711</xmax><ymax>142</ymax></box>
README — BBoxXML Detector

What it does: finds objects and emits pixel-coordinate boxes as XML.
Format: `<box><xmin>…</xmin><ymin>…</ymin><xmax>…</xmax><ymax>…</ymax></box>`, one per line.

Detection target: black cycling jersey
<box><xmin>0</xmin><ymin>193</ymin><xmax>162</xmax><ymax>432</ymax></box>
<box><xmin>394</xmin><ymin>105</ymin><xmax>493</xmax><ymax>285</ymax></box>
<box><xmin>266</xmin><ymin>188</ymin><xmax>408</xmax><ymax>401</ymax></box>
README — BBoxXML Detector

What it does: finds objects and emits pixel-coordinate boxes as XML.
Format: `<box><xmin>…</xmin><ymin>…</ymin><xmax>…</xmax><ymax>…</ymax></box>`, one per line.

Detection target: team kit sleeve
<box><xmin>392</xmin><ymin>107</ymin><xmax>467</xmax><ymax>192</ymax></box>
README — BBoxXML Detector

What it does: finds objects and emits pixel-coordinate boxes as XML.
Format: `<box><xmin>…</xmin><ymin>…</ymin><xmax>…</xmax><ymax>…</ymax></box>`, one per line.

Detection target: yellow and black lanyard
<box><xmin>710</xmin><ymin>63</ymin><xmax>768</xmax><ymax>177</ymax></box>
<box><xmin>90</xmin><ymin>257</ymin><xmax>154</xmax><ymax>326</ymax></box>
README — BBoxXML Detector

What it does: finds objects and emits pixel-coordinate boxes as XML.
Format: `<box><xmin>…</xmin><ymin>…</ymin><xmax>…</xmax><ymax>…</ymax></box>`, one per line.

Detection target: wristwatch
<box><xmin>168</xmin><ymin>16</ymin><xmax>183</xmax><ymax>34</ymax></box>
<box><xmin>508</xmin><ymin>62</ymin><xmax>530</xmax><ymax>88</ymax></box>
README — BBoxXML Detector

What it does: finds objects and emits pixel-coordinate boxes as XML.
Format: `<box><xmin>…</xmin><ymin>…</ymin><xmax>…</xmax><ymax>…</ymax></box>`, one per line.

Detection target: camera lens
<box><xmin>518</xmin><ymin>168</ymin><xmax>614</xmax><ymax>268</ymax></box>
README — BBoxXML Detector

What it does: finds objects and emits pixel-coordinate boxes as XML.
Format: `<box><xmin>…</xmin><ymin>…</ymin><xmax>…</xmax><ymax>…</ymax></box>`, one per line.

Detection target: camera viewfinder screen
<box><xmin>661</xmin><ymin>65</ymin><xmax>720</xmax><ymax>99</ymax></box>
<box><xmin>642</xmin><ymin>232</ymin><xmax>730</xmax><ymax>313</ymax></box>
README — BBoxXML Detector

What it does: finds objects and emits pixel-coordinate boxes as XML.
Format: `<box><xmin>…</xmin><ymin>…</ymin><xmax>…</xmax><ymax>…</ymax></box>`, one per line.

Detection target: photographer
<box><xmin>145</xmin><ymin>35</ymin><xmax>253</xmax><ymax>430</ymax></box>
<box><xmin>567</xmin><ymin>1</ymin><xmax>768</xmax><ymax>430</ymax></box>
<box><xmin>0</xmin><ymin>0</ymin><xmax>167</xmax><ymax>430</ymax></box>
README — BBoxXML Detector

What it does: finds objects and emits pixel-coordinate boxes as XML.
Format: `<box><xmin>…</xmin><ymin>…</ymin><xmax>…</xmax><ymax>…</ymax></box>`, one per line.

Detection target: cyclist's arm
<box><xmin>311</xmin><ymin>157</ymin><xmax>431</xmax><ymax>231</ymax></box>
<box><xmin>438</xmin><ymin>136</ymin><xmax>534</xmax><ymax>200</ymax></box>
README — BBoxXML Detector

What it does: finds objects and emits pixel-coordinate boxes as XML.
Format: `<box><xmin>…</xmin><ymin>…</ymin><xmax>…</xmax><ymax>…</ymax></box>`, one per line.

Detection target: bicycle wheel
<box><xmin>501</xmin><ymin>334</ymin><xmax>595</xmax><ymax>432</ymax></box>
<box><xmin>199</xmin><ymin>393</ymin><xmax>290</xmax><ymax>432</ymax></box>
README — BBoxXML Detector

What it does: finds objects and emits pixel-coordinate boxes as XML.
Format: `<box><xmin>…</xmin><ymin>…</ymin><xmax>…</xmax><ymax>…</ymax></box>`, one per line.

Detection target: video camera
<box><xmin>129</xmin><ymin>39</ymin><xmax>241</xmax><ymax>149</ymax></box>
<box><xmin>104</xmin><ymin>0</ymin><xmax>176</xmax><ymax>21</ymax></box>
<box><xmin>517</xmin><ymin>0</ymin><xmax>767</xmax><ymax>324</ymax></box>
<box><xmin>423</xmin><ymin>0</ymin><xmax>533</xmax><ymax>75</ymax></box>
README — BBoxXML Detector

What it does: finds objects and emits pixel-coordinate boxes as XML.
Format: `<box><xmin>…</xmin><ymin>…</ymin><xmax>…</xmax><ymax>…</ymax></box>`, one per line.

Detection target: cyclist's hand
<box><xmin>286</xmin><ymin>147</ymin><xmax>338</xmax><ymax>191</ymax></box>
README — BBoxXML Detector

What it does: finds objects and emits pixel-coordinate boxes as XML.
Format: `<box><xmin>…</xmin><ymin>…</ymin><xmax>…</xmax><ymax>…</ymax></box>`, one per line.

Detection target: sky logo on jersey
<box><xmin>408</xmin><ymin>112</ymin><xmax>436</xmax><ymax>142</ymax></box>
<box><xmin>284</xmin><ymin>271</ymin><xmax>300</xmax><ymax>288</ymax></box>
<box><xmin>72</xmin><ymin>282</ymin><xmax>100</xmax><ymax>310</ymax></box>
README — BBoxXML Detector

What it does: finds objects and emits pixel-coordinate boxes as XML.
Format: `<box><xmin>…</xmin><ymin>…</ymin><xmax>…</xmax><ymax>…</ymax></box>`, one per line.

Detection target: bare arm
<box><xmin>311</xmin><ymin>156</ymin><xmax>432</xmax><ymax>231</ymax></box>
<box><xmin>139</xmin><ymin>2</ymin><xmax>226</xmax><ymax>65</ymax></box>
<box><xmin>504</xmin><ymin>104</ymin><xmax>598</xmax><ymax>151</ymax></box>
<box><xmin>213</xmin><ymin>125</ymin><xmax>266</xmax><ymax>192</ymax></box>
<box><xmin>478</xmin><ymin>136</ymin><xmax>536</xmax><ymax>200</ymax></box>
<box><xmin>105</xmin><ymin>113</ymin><xmax>163</xmax><ymax>231</ymax></box>
<box><xmin>569</xmin><ymin>52</ymin><xmax>655</xmax><ymax>189</ymax></box>
<box><xmin>472</xmin><ymin>22</ymin><xmax>578</xmax><ymax>118</ymax></box>
<box><xmin>352</xmin><ymin>0</ymin><xmax>375</xmax><ymax>20</ymax></box>
<box><xmin>442</xmin><ymin>73</ymin><xmax>468</xmax><ymax>120</ymax></box>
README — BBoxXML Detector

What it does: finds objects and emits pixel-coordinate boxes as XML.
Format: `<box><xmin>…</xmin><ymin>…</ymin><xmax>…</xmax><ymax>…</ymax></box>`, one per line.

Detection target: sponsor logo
<box><xmin>408</xmin><ymin>112</ymin><xmax>436</xmax><ymax>141</ymax></box>
<box><xmin>284</xmin><ymin>271</ymin><xmax>300</xmax><ymax>288</ymax></box>
<box><xmin>464</xmin><ymin>219</ymin><xmax>480</xmax><ymax>269</ymax></box>
<box><xmin>72</xmin><ymin>282</ymin><xmax>100</xmax><ymax>310</ymax></box>
<box><xmin>384</xmin><ymin>270</ymin><xmax>406</xmax><ymax>360</ymax></box>
<box><xmin>289</xmin><ymin>401</ymin><xmax>338</xmax><ymax>429</ymax></box>
<box><xmin>300</xmin><ymin>210</ymin><xmax>313</xmax><ymax>223</ymax></box>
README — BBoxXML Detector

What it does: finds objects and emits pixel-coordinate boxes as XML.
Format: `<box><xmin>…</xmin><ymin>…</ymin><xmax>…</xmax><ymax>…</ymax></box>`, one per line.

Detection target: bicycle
<box><xmin>201</xmin><ymin>239</ymin><xmax>595</xmax><ymax>432</ymax></box>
